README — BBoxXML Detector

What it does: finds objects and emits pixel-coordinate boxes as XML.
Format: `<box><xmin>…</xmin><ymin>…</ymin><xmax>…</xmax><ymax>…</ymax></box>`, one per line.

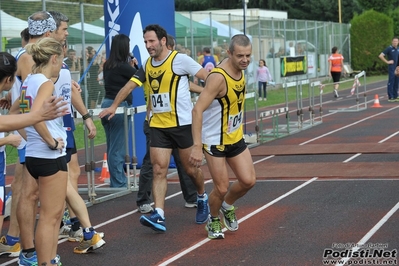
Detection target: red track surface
<box><xmin>1</xmin><ymin>80</ymin><xmax>399</xmax><ymax>266</ymax></box>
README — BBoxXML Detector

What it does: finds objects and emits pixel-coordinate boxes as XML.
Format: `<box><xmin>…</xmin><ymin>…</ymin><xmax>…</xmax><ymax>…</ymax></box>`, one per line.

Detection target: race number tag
<box><xmin>227</xmin><ymin>111</ymin><xmax>243</xmax><ymax>133</ymax></box>
<box><xmin>151</xmin><ymin>93</ymin><xmax>171</xmax><ymax>113</ymax></box>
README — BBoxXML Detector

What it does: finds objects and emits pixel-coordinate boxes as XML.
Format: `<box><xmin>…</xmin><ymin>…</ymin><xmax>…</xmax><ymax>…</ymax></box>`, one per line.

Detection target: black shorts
<box><xmin>331</xmin><ymin>71</ymin><xmax>341</xmax><ymax>83</ymax></box>
<box><xmin>203</xmin><ymin>138</ymin><xmax>247</xmax><ymax>158</ymax></box>
<box><xmin>150</xmin><ymin>125</ymin><xmax>193</xmax><ymax>149</ymax></box>
<box><xmin>25</xmin><ymin>156</ymin><xmax>68</xmax><ymax>179</ymax></box>
<box><xmin>65</xmin><ymin>140</ymin><xmax>77</xmax><ymax>163</ymax></box>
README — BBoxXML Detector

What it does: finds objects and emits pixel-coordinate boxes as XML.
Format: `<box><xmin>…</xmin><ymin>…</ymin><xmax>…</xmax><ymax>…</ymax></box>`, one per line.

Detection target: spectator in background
<box><xmin>101</xmin><ymin>34</ymin><xmax>137</xmax><ymax>188</ymax></box>
<box><xmin>196</xmin><ymin>50</ymin><xmax>203</xmax><ymax>64</ymax></box>
<box><xmin>286</xmin><ymin>41</ymin><xmax>294</xmax><ymax>55</ymax></box>
<box><xmin>328</xmin><ymin>46</ymin><xmax>344</xmax><ymax>98</ymax></box>
<box><xmin>295</xmin><ymin>43</ymin><xmax>304</xmax><ymax>55</ymax></box>
<box><xmin>20</xmin><ymin>28</ymin><xmax>30</xmax><ymax>48</ymax></box>
<box><xmin>378</xmin><ymin>37</ymin><xmax>399</xmax><ymax>102</ymax></box>
<box><xmin>64</xmin><ymin>48</ymin><xmax>81</xmax><ymax>72</ymax></box>
<box><xmin>275</xmin><ymin>47</ymin><xmax>285</xmax><ymax>57</ymax></box>
<box><xmin>266</xmin><ymin>48</ymin><xmax>275</xmax><ymax>58</ymax></box>
<box><xmin>256</xmin><ymin>59</ymin><xmax>272</xmax><ymax>101</ymax></box>
<box><xmin>199</xmin><ymin>47</ymin><xmax>217</xmax><ymax>87</ymax></box>
<box><xmin>85</xmin><ymin>46</ymin><xmax>101</xmax><ymax>108</ymax></box>
<box><xmin>97</xmin><ymin>50</ymin><xmax>106</xmax><ymax>86</ymax></box>
<box><xmin>213</xmin><ymin>46</ymin><xmax>222</xmax><ymax>62</ymax></box>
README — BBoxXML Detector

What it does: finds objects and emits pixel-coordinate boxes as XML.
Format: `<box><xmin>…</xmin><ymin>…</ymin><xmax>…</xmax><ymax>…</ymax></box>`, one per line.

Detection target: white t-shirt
<box><xmin>23</xmin><ymin>74</ymin><xmax>66</xmax><ymax>159</ymax></box>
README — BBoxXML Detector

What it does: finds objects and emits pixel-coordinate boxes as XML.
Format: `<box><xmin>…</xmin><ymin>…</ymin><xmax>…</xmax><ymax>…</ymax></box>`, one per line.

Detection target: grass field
<box><xmin>5</xmin><ymin>74</ymin><xmax>387</xmax><ymax>165</ymax></box>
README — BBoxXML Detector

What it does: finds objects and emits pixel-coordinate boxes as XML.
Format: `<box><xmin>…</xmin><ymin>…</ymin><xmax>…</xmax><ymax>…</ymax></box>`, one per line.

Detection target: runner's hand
<box><xmin>40</xmin><ymin>96</ymin><xmax>68</xmax><ymax>120</ymax></box>
<box><xmin>189</xmin><ymin>145</ymin><xmax>203</xmax><ymax>168</ymax></box>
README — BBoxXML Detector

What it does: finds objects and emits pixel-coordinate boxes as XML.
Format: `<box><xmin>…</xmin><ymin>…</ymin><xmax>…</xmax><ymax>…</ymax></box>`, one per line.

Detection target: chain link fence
<box><xmin>0</xmin><ymin>1</ymin><xmax>350</xmax><ymax>95</ymax></box>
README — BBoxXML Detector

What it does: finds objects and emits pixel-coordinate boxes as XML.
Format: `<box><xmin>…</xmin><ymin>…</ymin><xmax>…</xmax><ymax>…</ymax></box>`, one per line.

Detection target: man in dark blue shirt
<box><xmin>379</xmin><ymin>37</ymin><xmax>399</xmax><ymax>102</ymax></box>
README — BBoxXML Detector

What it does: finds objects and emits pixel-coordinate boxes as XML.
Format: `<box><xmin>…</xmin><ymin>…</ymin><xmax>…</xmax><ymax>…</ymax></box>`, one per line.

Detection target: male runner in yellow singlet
<box><xmin>190</xmin><ymin>34</ymin><xmax>256</xmax><ymax>239</ymax></box>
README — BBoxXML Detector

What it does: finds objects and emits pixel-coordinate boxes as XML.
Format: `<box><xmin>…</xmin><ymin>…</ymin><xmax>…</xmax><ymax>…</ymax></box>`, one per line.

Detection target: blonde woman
<box><xmin>22</xmin><ymin>37</ymin><xmax>67</xmax><ymax>266</ymax></box>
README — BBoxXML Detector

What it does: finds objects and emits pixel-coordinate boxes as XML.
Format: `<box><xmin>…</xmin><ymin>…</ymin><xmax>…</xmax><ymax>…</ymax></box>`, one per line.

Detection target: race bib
<box><xmin>151</xmin><ymin>93</ymin><xmax>172</xmax><ymax>113</ymax></box>
<box><xmin>227</xmin><ymin>111</ymin><xmax>243</xmax><ymax>133</ymax></box>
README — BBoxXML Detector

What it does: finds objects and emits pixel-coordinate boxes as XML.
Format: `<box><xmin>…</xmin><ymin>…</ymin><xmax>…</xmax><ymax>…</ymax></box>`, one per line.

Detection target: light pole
<box><xmin>338</xmin><ymin>0</ymin><xmax>342</xmax><ymax>23</ymax></box>
<box><xmin>242</xmin><ymin>0</ymin><xmax>249</xmax><ymax>134</ymax></box>
<box><xmin>243</xmin><ymin>0</ymin><xmax>249</xmax><ymax>35</ymax></box>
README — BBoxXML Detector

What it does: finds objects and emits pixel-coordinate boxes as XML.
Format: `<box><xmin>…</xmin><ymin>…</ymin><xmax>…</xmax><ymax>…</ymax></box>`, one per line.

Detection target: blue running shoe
<box><xmin>18</xmin><ymin>251</ymin><xmax>37</xmax><ymax>266</ymax></box>
<box><xmin>51</xmin><ymin>254</ymin><xmax>62</xmax><ymax>266</ymax></box>
<box><xmin>196</xmin><ymin>193</ymin><xmax>209</xmax><ymax>224</ymax></box>
<box><xmin>140</xmin><ymin>210</ymin><xmax>166</xmax><ymax>232</ymax></box>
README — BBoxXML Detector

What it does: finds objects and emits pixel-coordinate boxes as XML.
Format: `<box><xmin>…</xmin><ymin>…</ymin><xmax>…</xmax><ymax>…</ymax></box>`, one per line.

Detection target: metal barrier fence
<box><xmin>257</xmin><ymin>72</ymin><xmax>368</xmax><ymax>144</ymax></box>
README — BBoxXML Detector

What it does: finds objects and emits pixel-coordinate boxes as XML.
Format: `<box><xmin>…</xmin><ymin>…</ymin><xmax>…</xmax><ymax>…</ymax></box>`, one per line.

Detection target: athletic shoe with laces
<box><xmin>220</xmin><ymin>206</ymin><xmax>239</xmax><ymax>231</ymax></box>
<box><xmin>68</xmin><ymin>228</ymin><xmax>105</xmax><ymax>242</ymax></box>
<box><xmin>68</xmin><ymin>227</ymin><xmax>83</xmax><ymax>242</ymax></box>
<box><xmin>138</xmin><ymin>204</ymin><xmax>153</xmax><ymax>214</ymax></box>
<box><xmin>58</xmin><ymin>225</ymin><xmax>71</xmax><ymax>240</ymax></box>
<box><xmin>0</xmin><ymin>236</ymin><xmax>21</xmax><ymax>257</ymax></box>
<box><xmin>205</xmin><ymin>217</ymin><xmax>224</xmax><ymax>239</ymax></box>
<box><xmin>62</xmin><ymin>208</ymin><xmax>70</xmax><ymax>225</ymax></box>
<box><xmin>73</xmin><ymin>232</ymin><xmax>105</xmax><ymax>254</ymax></box>
<box><xmin>18</xmin><ymin>251</ymin><xmax>37</xmax><ymax>266</ymax></box>
<box><xmin>139</xmin><ymin>210</ymin><xmax>166</xmax><ymax>232</ymax></box>
<box><xmin>196</xmin><ymin>193</ymin><xmax>209</xmax><ymax>224</ymax></box>
<box><xmin>50</xmin><ymin>254</ymin><xmax>62</xmax><ymax>266</ymax></box>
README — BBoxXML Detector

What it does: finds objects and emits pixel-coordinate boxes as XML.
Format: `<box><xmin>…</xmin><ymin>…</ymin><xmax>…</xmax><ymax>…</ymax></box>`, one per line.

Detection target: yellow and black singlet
<box><xmin>202</xmin><ymin>67</ymin><xmax>246</xmax><ymax>145</ymax></box>
<box><xmin>131</xmin><ymin>50</ymin><xmax>192</xmax><ymax>128</ymax></box>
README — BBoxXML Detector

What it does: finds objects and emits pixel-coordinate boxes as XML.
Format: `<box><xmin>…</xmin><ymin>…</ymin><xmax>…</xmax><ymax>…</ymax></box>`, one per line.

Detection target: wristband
<box><xmin>82</xmin><ymin>112</ymin><xmax>92</xmax><ymax>120</ymax></box>
<box><xmin>48</xmin><ymin>138</ymin><xmax>58</xmax><ymax>150</ymax></box>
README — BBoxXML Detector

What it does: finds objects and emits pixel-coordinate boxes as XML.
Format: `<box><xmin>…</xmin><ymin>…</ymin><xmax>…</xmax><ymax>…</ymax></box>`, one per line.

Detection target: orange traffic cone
<box><xmin>371</xmin><ymin>94</ymin><xmax>382</xmax><ymax>108</ymax></box>
<box><xmin>99</xmin><ymin>153</ymin><xmax>110</xmax><ymax>182</ymax></box>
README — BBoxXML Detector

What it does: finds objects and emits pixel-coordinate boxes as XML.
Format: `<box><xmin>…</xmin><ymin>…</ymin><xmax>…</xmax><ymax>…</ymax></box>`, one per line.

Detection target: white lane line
<box><xmin>158</xmin><ymin>177</ymin><xmax>318</xmax><ymax>266</ymax></box>
<box><xmin>299</xmin><ymin>105</ymin><xmax>399</xmax><ymax>145</ymax></box>
<box><xmin>335</xmin><ymin>201</ymin><xmax>399</xmax><ymax>266</ymax></box>
<box><xmin>253</xmin><ymin>155</ymin><xmax>275</xmax><ymax>164</ymax></box>
<box><xmin>378</xmin><ymin>131</ymin><xmax>399</xmax><ymax>143</ymax></box>
<box><xmin>342</xmin><ymin>130</ymin><xmax>399</xmax><ymax>163</ymax></box>
<box><xmin>343</xmin><ymin>153</ymin><xmax>362</xmax><ymax>163</ymax></box>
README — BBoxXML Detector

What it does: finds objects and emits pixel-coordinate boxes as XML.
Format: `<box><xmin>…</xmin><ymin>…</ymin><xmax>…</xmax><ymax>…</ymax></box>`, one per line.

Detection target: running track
<box><xmin>1</xmin><ymin>79</ymin><xmax>399</xmax><ymax>266</ymax></box>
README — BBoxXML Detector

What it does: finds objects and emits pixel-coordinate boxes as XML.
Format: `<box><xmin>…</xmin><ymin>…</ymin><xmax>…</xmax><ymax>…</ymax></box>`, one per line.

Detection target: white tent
<box><xmin>199</xmin><ymin>17</ymin><xmax>252</xmax><ymax>41</ymax></box>
<box><xmin>0</xmin><ymin>10</ymin><xmax>27</xmax><ymax>38</ymax></box>
<box><xmin>69</xmin><ymin>22</ymin><xmax>105</xmax><ymax>38</ymax></box>
<box><xmin>199</xmin><ymin>18</ymin><xmax>255</xmax><ymax>86</ymax></box>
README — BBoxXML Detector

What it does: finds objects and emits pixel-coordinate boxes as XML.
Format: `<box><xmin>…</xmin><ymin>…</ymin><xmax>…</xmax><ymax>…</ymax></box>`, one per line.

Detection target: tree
<box><xmin>350</xmin><ymin>10</ymin><xmax>393</xmax><ymax>72</ymax></box>
<box><xmin>389</xmin><ymin>7</ymin><xmax>399</xmax><ymax>37</ymax></box>
<box><xmin>357</xmin><ymin>0</ymin><xmax>395</xmax><ymax>13</ymax></box>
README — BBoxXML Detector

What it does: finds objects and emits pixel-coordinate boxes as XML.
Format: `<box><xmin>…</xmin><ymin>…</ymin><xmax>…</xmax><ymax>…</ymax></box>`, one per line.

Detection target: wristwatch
<box><xmin>82</xmin><ymin>112</ymin><xmax>92</xmax><ymax>120</ymax></box>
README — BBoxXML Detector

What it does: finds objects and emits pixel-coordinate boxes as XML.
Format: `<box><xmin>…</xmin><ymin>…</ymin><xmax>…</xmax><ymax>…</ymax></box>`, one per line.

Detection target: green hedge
<box><xmin>350</xmin><ymin>10</ymin><xmax>393</xmax><ymax>73</ymax></box>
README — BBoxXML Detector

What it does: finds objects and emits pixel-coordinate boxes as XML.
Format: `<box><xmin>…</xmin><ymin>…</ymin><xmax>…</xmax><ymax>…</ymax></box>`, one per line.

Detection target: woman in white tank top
<box><xmin>22</xmin><ymin>37</ymin><xmax>67</xmax><ymax>266</ymax></box>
